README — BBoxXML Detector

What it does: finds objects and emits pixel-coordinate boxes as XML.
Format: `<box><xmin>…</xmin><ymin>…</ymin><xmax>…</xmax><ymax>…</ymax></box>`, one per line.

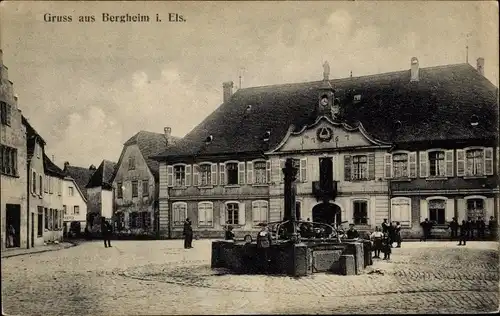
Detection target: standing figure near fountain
<box><xmin>183</xmin><ymin>218</ymin><xmax>193</xmax><ymax>249</ymax></box>
<box><xmin>370</xmin><ymin>226</ymin><xmax>384</xmax><ymax>259</ymax></box>
<box><xmin>256</xmin><ymin>223</ymin><xmax>273</xmax><ymax>273</ymax></box>
<box><xmin>346</xmin><ymin>223</ymin><xmax>360</xmax><ymax>239</ymax></box>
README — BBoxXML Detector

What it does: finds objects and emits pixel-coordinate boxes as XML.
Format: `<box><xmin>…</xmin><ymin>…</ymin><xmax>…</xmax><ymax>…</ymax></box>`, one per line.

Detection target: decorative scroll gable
<box><xmin>267</xmin><ymin>116</ymin><xmax>391</xmax><ymax>154</ymax></box>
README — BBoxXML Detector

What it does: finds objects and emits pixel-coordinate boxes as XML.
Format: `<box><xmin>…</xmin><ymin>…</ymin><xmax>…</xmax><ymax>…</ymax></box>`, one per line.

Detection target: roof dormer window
<box><xmin>470</xmin><ymin>115</ymin><xmax>479</xmax><ymax>126</ymax></box>
<box><xmin>263</xmin><ymin>131</ymin><xmax>271</xmax><ymax>142</ymax></box>
<box><xmin>353</xmin><ymin>94</ymin><xmax>361</xmax><ymax>102</ymax></box>
<box><xmin>246</xmin><ymin>105</ymin><xmax>252</xmax><ymax>113</ymax></box>
<box><xmin>205</xmin><ymin>135</ymin><xmax>213</xmax><ymax>145</ymax></box>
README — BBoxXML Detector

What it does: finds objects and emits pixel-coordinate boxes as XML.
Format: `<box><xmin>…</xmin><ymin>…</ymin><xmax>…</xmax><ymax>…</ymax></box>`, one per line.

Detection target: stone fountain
<box><xmin>211</xmin><ymin>158</ymin><xmax>372</xmax><ymax>276</ymax></box>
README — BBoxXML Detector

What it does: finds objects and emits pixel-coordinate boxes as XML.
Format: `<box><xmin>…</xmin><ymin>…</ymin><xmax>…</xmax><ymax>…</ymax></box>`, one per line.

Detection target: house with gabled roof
<box><xmin>152</xmin><ymin>57</ymin><xmax>499</xmax><ymax>240</ymax></box>
<box><xmin>111</xmin><ymin>130</ymin><xmax>179</xmax><ymax>235</ymax></box>
<box><xmin>41</xmin><ymin>153</ymin><xmax>65</xmax><ymax>243</ymax></box>
<box><xmin>62</xmin><ymin>162</ymin><xmax>95</xmax><ymax>235</ymax></box>
<box><xmin>85</xmin><ymin>160</ymin><xmax>117</xmax><ymax>230</ymax></box>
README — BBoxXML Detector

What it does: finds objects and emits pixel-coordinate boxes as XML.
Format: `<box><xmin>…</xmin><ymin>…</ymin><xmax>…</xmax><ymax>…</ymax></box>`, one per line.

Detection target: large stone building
<box><xmin>0</xmin><ymin>48</ymin><xmax>28</xmax><ymax>250</ymax></box>
<box><xmin>111</xmin><ymin>130</ymin><xmax>179</xmax><ymax>234</ymax></box>
<box><xmin>153</xmin><ymin>57</ymin><xmax>499</xmax><ymax>239</ymax></box>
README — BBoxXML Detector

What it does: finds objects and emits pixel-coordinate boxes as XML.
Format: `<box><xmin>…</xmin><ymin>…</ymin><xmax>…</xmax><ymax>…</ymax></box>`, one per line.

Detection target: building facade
<box><xmin>153</xmin><ymin>58</ymin><xmax>499</xmax><ymax>239</ymax></box>
<box><xmin>1</xmin><ymin>48</ymin><xmax>28</xmax><ymax>250</ymax></box>
<box><xmin>41</xmin><ymin>154</ymin><xmax>65</xmax><ymax>243</ymax></box>
<box><xmin>111</xmin><ymin>130</ymin><xmax>178</xmax><ymax>235</ymax></box>
<box><xmin>62</xmin><ymin>176</ymin><xmax>88</xmax><ymax>234</ymax></box>
<box><xmin>86</xmin><ymin>160</ymin><xmax>116</xmax><ymax>231</ymax></box>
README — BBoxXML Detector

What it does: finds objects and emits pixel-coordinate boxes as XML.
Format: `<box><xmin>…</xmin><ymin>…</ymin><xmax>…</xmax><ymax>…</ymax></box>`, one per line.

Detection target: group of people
<box><xmin>368</xmin><ymin>219</ymin><xmax>402</xmax><ymax>260</ymax></box>
<box><xmin>420</xmin><ymin>216</ymin><xmax>497</xmax><ymax>245</ymax></box>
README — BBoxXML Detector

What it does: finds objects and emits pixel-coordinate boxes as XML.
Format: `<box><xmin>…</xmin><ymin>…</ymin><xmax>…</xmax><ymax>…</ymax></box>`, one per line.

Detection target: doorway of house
<box><xmin>312</xmin><ymin>202</ymin><xmax>341</xmax><ymax>226</ymax></box>
<box><xmin>6</xmin><ymin>204</ymin><xmax>21</xmax><ymax>248</ymax></box>
<box><xmin>31</xmin><ymin>213</ymin><xmax>35</xmax><ymax>247</ymax></box>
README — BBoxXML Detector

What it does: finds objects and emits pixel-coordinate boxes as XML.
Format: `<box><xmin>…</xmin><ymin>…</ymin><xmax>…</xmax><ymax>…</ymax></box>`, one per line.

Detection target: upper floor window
<box><xmin>429</xmin><ymin>151</ymin><xmax>445</xmax><ymax>177</ymax></box>
<box><xmin>352</xmin><ymin>155</ymin><xmax>368</xmax><ymax>180</ymax></box>
<box><xmin>63</xmin><ymin>205</ymin><xmax>67</xmax><ymax>215</ymax></box>
<box><xmin>226</xmin><ymin>202</ymin><xmax>239</xmax><ymax>225</ymax></box>
<box><xmin>0</xmin><ymin>101</ymin><xmax>12</xmax><ymax>126</ymax></box>
<box><xmin>117</xmin><ymin>182</ymin><xmax>123</xmax><ymax>199</ymax></box>
<box><xmin>128</xmin><ymin>157</ymin><xmax>135</xmax><ymax>170</ymax></box>
<box><xmin>200</xmin><ymin>164</ymin><xmax>212</xmax><ymax>186</ymax></box>
<box><xmin>142</xmin><ymin>180</ymin><xmax>149</xmax><ymax>197</ymax></box>
<box><xmin>172</xmin><ymin>202</ymin><xmax>187</xmax><ymax>226</ymax></box>
<box><xmin>39</xmin><ymin>175</ymin><xmax>43</xmax><ymax>195</ymax></box>
<box><xmin>32</xmin><ymin>171</ymin><xmax>37</xmax><ymax>193</ymax></box>
<box><xmin>68</xmin><ymin>186</ymin><xmax>74</xmax><ymax>196</ymax></box>
<box><xmin>174</xmin><ymin>165</ymin><xmax>186</xmax><ymax>186</ymax></box>
<box><xmin>254</xmin><ymin>161</ymin><xmax>267</xmax><ymax>184</ymax></box>
<box><xmin>353</xmin><ymin>200</ymin><xmax>368</xmax><ymax>225</ymax></box>
<box><xmin>0</xmin><ymin>145</ymin><xmax>18</xmax><ymax>176</ymax></box>
<box><xmin>428</xmin><ymin>199</ymin><xmax>446</xmax><ymax>225</ymax></box>
<box><xmin>393</xmin><ymin>153</ymin><xmax>408</xmax><ymax>178</ymax></box>
<box><xmin>457</xmin><ymin>148</ymin><xmax>494</xmax><ymax>177</ymax></box>
<box><xmin>226</xmin><ymin>163</ymin><xmax>238</xmax><ymax>185</ymax></box>
<box><xmin>74</xmin><ymin>206</ymin><xmax>80</xmax><ymax>215</ymax></box>
<box><xmin>252</xmin><ymin>200</ymin><xmax>268</xmax><ymax>225</ymax></box>
<box><xmin>198</xmin><ymin>202</ymin><xmax>214</xmax><ymax>227</ymax></box>
<box><xmin>131</xmin><ymin>180</ymin><xmax>138</xmax><ymax>198</ymax></box>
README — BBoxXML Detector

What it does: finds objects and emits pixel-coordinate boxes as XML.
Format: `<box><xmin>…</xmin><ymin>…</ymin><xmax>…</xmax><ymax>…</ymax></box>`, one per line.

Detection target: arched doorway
<box><xmin>312</xmin><ymin>202</ymin><xmax>341</xmax><ymax>225</ymax></box>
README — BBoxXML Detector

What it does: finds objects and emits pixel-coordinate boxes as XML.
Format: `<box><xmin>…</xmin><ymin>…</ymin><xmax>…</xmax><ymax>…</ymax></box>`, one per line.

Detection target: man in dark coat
<box><xmin>420</xmin><ymin>218</ymin><xmax>432</xmax><ymax>241</ymax></box>
<box><xmin>101</xmin><ymin>217</ymin><xmax>112</xmax><ymax>248</ymax></box>
<box><xmin>488</xmin><ymin>216</ymin><xmax>498</xmax><ymax>240</ymax></box>
<box><xmin>476</xmin><ymin>216</ymin><xmax>486</xmax><ymax>239</ymax></box>
<box><xmin>225</xmin><ymin>225</ymin><xmax>235</xmax><ymax>241</ymax></box>
<box><xmin>448</xmin><ymin>217</ymin><xmax>459</xmax><ymax>240</ymax></box>
<box><xmin>183</xmin><ymin>218</ymin><xmax>193</xmax><ymax>249</ymax></box>
<box><xmin>466</xmin><ymin>217</ymin><xmax>474</xmax><ymax>239</ymax></box>
<box><xmin>458</xmin><ymin>220</ymin><xmax>468</xmax><ymax>246</ymax></box>
<box><xmin>381</xmin><ymin>219</ymin><xmax>389</xmax><ymax>235</ymax></box>
<box><xmin>346</xmin><ymin>224</ymin><xmax>360</xmax><ymax>239</ymax></box>
<box><xmin>256</xmin><ymin>224</ymin><xmax>273</xmax><ymax>273</ymax></box>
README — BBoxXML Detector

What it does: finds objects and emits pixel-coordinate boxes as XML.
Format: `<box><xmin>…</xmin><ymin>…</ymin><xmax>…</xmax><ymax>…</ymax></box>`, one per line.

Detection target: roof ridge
<box><xmin>237</xmin><ymin>62</ymin><xmax>470</xmax><ymax>92</ymax></box>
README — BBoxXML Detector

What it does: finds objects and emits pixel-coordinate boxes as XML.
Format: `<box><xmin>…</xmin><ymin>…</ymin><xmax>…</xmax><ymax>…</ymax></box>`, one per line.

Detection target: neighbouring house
<box><xmin>1</xmin><ymin>48</ymin><xmax>28</xmax><ymax>250</ymax></box>
<box><xmin>111</xmin><ymin>130</ymin><xmax>179</xmax><ymax>235</ymax></box>
<box><xmin>42</xmin><ymin>153</ymin><xmax>65</xmax><ymax>243</ymax></box>
<box><xmin>151</xmin><ymin>57</ymin><xmax>499</xmax><ymax>239</ymax></box>
<box><xmin>86</xmin><ymin>160</ymin><xmax>116</xmax><ymax>231</ymax></box>
<box><xmin>63</xmin><ymin>162</ymin><xmax>95</xmax><ymax>232</ymax></box>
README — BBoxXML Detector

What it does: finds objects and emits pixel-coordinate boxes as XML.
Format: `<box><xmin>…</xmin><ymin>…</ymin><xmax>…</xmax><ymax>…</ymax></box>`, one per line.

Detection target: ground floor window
<box><xmin>172</xmin><ymin>202</ymin><xmax>187</xmax><ymax>226</ymax></box>
<box><xmin>198</xmin><ymin>202</ymin><xmax>214</xmax><ymax>227</ymax></box>
<box><xmin>429</xmin><ymin>199</ymin><xmax>446</xmax><ymax>225</ymax></box>
<box><xmin>44</xmin><ymin>208</ymin><xmax>49</xmax><ymax>230</ymax></box>
<box><xmin>140</xmin><ymin>211</ymin><xmax>151</xmax><ymax>229</ymax></box>
<box><xmin>37</xmin><ymin>206</ymin><xmax>43</xmax><ymax>237</ymax></box>
<box><xmin>391</xmin><ymin>198</ymin><xmax>411</xmax><ymax>226</ymax></box>
<box><xmin>252</xmin><ymin>200</ymin><xmax>268</xmax><ymax>225</ymax></box>
<box><xmin>353</xmin><ymin>200</ymin><xmax>368</xmax><ymax>225</ymax></box>
<box><xmin>115</xmin><ymin>212</ymin><xmax>125</xmax><ymax>231</ymax></box>
<box><xmin>226</xmin><ymin>203</ymin><xmax>239</xmax><ymax>225</ymax></box>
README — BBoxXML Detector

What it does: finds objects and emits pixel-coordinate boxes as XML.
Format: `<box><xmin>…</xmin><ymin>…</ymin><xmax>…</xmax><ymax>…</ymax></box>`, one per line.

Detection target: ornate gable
<box><xmin>267</xmin><ymin>116</ymin><xmax>391</xmax><ymax>154</ymax></box>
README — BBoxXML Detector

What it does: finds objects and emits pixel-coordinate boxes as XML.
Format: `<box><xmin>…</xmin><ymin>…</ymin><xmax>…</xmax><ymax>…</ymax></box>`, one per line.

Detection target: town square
<box><xmin>1</xmin><ymin>1</ymin><xmax>499</xmax><ymax>314</ymax></box>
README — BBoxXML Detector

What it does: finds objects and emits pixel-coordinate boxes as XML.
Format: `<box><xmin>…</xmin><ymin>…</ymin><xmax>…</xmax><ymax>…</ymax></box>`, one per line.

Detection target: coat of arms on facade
<box><xmin>316</xmin><ymin>126</ymin><xmax>333</xmax><ymax>142</ymax></box>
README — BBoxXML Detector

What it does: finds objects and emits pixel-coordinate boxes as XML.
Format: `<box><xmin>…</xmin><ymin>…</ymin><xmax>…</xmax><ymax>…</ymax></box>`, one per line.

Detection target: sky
<box><xmin>0</xmin><ymin>1</ymin><xmax>498</xmax><ymax>168</ymax></box>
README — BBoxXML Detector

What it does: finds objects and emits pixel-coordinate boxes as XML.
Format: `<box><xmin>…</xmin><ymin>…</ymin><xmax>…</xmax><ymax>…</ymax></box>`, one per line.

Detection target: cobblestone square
<box><xmin>2</xmin><ymin>240</ymin><xmax>499</xmax><ymax>315</ymax></box>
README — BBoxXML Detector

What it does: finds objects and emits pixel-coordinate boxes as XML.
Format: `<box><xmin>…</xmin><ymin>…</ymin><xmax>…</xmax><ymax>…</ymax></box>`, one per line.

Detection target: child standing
<box><xmin>382</xmin><ymin>233</ymin><xmax>392</xmax><ymax>260</ymax></box>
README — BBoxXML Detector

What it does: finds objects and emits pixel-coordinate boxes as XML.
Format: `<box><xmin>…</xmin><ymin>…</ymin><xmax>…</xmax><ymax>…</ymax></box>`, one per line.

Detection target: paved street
<box><xmin>1</xmin><ymin>240</ymin><xmax>498</xmax><ymax>315</ymax></box>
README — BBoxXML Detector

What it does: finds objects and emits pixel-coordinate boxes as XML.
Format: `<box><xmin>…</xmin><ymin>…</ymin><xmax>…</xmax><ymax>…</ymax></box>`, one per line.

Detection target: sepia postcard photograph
<box><xmin>0</xmin><ymin>0</ymin><xmax>499</xmax><ymax>314</ymax></box>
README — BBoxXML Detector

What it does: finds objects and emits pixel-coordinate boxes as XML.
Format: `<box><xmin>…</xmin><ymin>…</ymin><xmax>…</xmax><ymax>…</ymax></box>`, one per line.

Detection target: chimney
<box><xmin>164</xmin><ymin>127</ymin><xmax>172</xmax><ymax>147</ymax></box>
<box><xmin>410</xmin><ymin>57</ymin><xmax>419</xmax><ymax>82</ymax></box>
<box><xmin>477</xmin><ymin>57</ymin><xmax>485</xmax><ymax>76</ymax></box>
<box><xmin>89</xmin><ymin>164</ymin><xmax>96</xmax><ymax>171</ymax></box>
<box><xmin>222</xmin><ymin>81</ymin><xmax>234</xmax><ymax>103</ymax></box>
<box><xmin>64</xmin><ymin>161</ymin><xmax>70</xmax><ymax>170</ymax></box>
<box><xmin>52</xmin><ymin>155</ymin><xmax>55</xmax><ymax>161</ymax></box>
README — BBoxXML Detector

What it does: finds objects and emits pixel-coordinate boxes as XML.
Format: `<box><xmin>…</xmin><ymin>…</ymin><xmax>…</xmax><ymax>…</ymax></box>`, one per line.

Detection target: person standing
<box><xmin>7</xmin><ymin>224</ymin><xmax>15</xmax><ymax>248</ymax></box>
<box><xmin>394</xmin><ymin>222</ymin><xmax>402</xmax><ymax>248</ymax></box>
<box><xmin>183</xmin><ymin>218</ymin><xmax>193</xmax><ymax>249</ymax></box>
<box><xmin>101</xmin><ymin>217</ymin><xmax>112</xmax><ymax>248</ymax></box>
<box><xmin>488</xmin><ymin>216</ymin><xmax>498</xmax><ymax>240</ymax></box>
<box><xmin>388</xmin><ymin>222</ymin><xmax>396</xmax><ymax>247</ymax></box>
<box><xmin>225</xmin><ymin>225</ymin><xmax>235</xmax><ymax>241</ymax></box>
<box><xmin>382</xmin><ymin>233</ymin><xmax>392</xmax><ymax>260</ymax></box>
<box><xmin>346</xmin><ymin>223</ymin><xmax>360</xmax><ymax>239</ymax></box>
<box><xmin>256</xmin><ymin>223</ymin><xmax>273</xmax><ymax>273</ymax></box>
<box><xmin>465</xmin><ymin>217</ymin><xmax>474</xmax><ymax>240</ymax></box>
<box><xmin>448</xmin><ymin>217</ymin><xmax>459</xmax><ymax>240</ymax></box>
<box><xmin>458</xmin><ymin>220</ymin><xmax>468</xmax><ymax>246</ymax></box>
<box><xmin>381</xmin><ymin>219</ymin><xmax>389</xmax><ymax>235</ymax></box>
<box><xmin>420</xmin><ymin>218</ymin><xmax>432</xmax><ymax>241</ymax></box>
<box><xmin>370</xmin><ymin>226</ymin><xmax>384</xmax><ymax>259</ymax></box>
<box><xmin>476</xmin><ymin>216</ymin><xmax>486</xmax><ymax>240</ymax></box>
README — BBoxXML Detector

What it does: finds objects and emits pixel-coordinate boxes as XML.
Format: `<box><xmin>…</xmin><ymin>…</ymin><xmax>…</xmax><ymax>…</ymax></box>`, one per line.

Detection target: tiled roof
<box><xmin>86</xmin><ymin>160</ymin><xmax>117</xmax><ymax>189</ymax></box>
<box><xmin>22</xmin><ymin>115</ymin><xmax>46</xmax><ymax>145</ymax></box>
<box><xmin>43</xmin><ymin>154</ymin><xmax>65</xmax><ymax>178</ymax></box>
<box><xmin>153</xmin><ymin>63</ymin><xmax>498</xmax><ymax>160</ymax></box>
<box><xmin>122</xmin><ymin>131</ymin><xmax>180</xmax><ymax>179</ymax></box>
<box><xmin>64</xmin><ymin>165</ymin><xmax>95</xmax><ymax>199</ymax></box>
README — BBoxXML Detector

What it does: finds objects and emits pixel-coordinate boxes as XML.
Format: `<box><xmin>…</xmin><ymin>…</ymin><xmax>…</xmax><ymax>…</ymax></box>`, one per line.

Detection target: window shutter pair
<box><xmin>456</xmin><ymin>149</ymin><xmax>465</xmax><ymax>176</ymax></box>
<box><xmin>219</xmin><ymin>163</ymin><xmax>226</xmax><ymax>185</ymax></box>
<box><xmin>384</xmin><ymin>154</ymin><xmax>392</xmax><ymax>179</ymax></box>
<box><xmin>484</xmin><ymin>147</ymin><xmax>494</xmax><ymax>175</ymax></box>
<box><xmin>247</xmin><ymin>162</ymin><xmax>254</xmax><ymax>184</ymax></box>
<box><xmin>191</xmin><ymin>164</ymin><xmax>200</xmax><ymax>186</ymax></box>
<box><xmin>444</xmin><ymin>150</ymin><xmax>454</xmax><ymax>177</ymax></box>
<box><xmin>238</xmin><ymin>162</ymin><xmax>246</xmax><ymax>185</ymax></box>
<box><xmin>211</xmin><ymin>164</ymin><xmax>218</xmax><ymax>185</ymax></box>
<box><xmin>419</xmin><ymin>152</ymin><xmax>428</xmax><ymax>178</ymax></box>
<box><xmin>456</xmin><ymin>148</ymin><xmax>494</xmax><ymax>176</ymax></box>
<box><xmin>344</xmin><ymin>154</ymin><xmax>375</xmax><ymax>181</ymax></box>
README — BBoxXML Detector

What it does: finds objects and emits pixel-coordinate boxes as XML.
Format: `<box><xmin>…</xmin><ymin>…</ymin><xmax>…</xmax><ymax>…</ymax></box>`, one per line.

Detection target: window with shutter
<box><xmin>131</xmin><ymin>181</ymin><xmax>138</xmax><ymax>197</ymax></box>
<box><xmin>173</xmin><ymin>165</ymin><xmax>186</xmax><ymax>186</ymax></box>
<box><xmin>456</xmin><ymin>149</ymin><xmax>465</xmax><ymax>176</ymax></box>
<box><xmin>428</xmin><ymin>151</ymin><xmax>445</xmax><ymax>177</ymax></box>
<box><xmin>484</xmin><ymin>147</ymin><xmax>494</xmax><ymax>175</ymax></box>
<box><xmin>167</xmin><ymin>166</ymin><xmax>174</xmax><ymax>187</ymax></box>
<box><xmin>117</xmin><ymin>182</ymin><xmax>123</xmax><ymax>199</ymax></box>
<box><xmin>391</xmin><ymin>197</ymin><xmax>411</xmax><ymax>226</ymax></box>
<box><xmin>367</xmin><ymin>153</ymin><xmax>375</xmax><ymax>180</ymax></box>
<box><xmin>142</xmin><ymin>180</ymin><xmax>149</xmax><ymax>197</ymax></box>
<box><xmin>252</xmin><ymin>200</ymin><xmax>268</xmax><ymax>225</ymax></box>
<box><xmin>39</xmin><ymin>175</ymin><xmax>43</xmax><ymax>196</ymax></box>
<box><xmin>211</xmin><ymin>164</ymin><xmax>217</xmax><ymax>185</ymax></box>
<box><xmin>428</xmin><ymin>199</ymin><xmax>446</xmax><ymax>225</ymax></box>
<box><xmin>465</xmin><ymin>149</ymin><xmax>484</xmax><ymax>176</ymax></box>
<box><xmin>279</xmin><ymin>159</ymin><xmax>286</xmax><ymax>183</ymax></box>
<box><xmin>408</xmin><ymin>152</ymin><xmax>417</xmax><ymax>178</ymax></box>
<box><xmin>266</xmin><ymin>161</ymin><xmax>271</xmax><ymax>184</ymax></box>
<box><xmin>219</xmin><ymin>163</ymin><xmax>226</xmax><ymax>185</ymax></box>
<box><xmin>193</xmin><ymin>164</ymin><xmax>201</xmax><ymax>186</ymax></box>
<box><xmin>226</xmin><ymin>202</ymin><xmax>239</xmax><ymax>225</ymax></box>
<box><xmin>392</xmin><ymin>153</ymin><xmax>408</xmax><ymax>178</ymax></box>
<box><xmin>254</xmin><ymin>161</ymin><xmax>267</xmax><ymax>184</ymax></box>
<box><xmin>185</xmin><ymin>165</ymin><xmax>192</xmax><ymax>186</ymax></box>
<box><xmin>247</xmin><ymin>161</ymin><xmax>254</xmax><ymax>184</ymax></box>
<box><xmin>384</xmin><ymin>154</ymin><xmax>392</xmax><ymax>179</ymax></box>
<box><xmin>172</xmin><ymin>202</ymin><xmax>187</xmax><ymax>226</ymax></box>
<box><xmin>445</xmin><ymin>150</ymin><xmax>454</xmax><ymax>177</ymax></box>
<box><xmin>353</xmin><ymin>200</ymin><xmax>368</xmax><ymax>225</ymax></box>
<box><xmin>198</xmin><ymin>202</ymin><xmax>214</xmax><ymax>227</ymax></box>
<box><xmin>226</xmin><ymin>162</ymin><xmax>238</xmax><ymax>185</ymax></box>
<box><xmin>238</xmin><ymin>162</ymin><xmax>246</xmax><ymax>185</ymax></box>
<box><xmin>300</xmin><ymin>158</ymin><xmax>307</xmax><ymax>182</ymax></box>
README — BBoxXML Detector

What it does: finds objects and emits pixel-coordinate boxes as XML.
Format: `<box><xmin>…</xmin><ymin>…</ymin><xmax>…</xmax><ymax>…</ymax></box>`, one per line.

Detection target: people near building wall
<box><xmin>7</xmin><ymin>224</ymin><xmax>15</xmax><ymax>248</ymax></box>
<box><xmin>465</xmin><ymin>217</ymin><xmax>474</xmax><ymax>240</ymax></box>
<box><xmin>225</xmin><ymin>225</ymin><xmax>235</xmax><ymax>241</ymax></box>
<box><xmin>381</xmin><ymin>219</ymin><xmax>389</xmax><ymax>235</ymax></box>
<box><xmin>388</xmin><ymin>222</ymin><xmax>396</xmax><ymax>247</ymax></box>
<box><xmin>476</xmin><ymin>217</ymin><xmax>486</xmax><ymax>239</ymax></box>
<box><xmin>488</xmin><ymin>216</ymin><xmax>497</xmax><ymax>240</ymax></box>
<box><xmin>420</xmin><ymin>218</ymin><xmax>433</xmax><ymax>241</ymax></box>
<box><xmin>458</xmin><ymin>220</ymin><xmax>468</xmax><ymax>246</ymax></box>
<box><xmin>394</xmin><ymin>222</ymin><xmax>402</xmax><ymax>248</ymax></box>
<box><xmin>370</xmin><ymin>226</ymin><xmax>384</xmax><ymax>259</ymax></box>
<box><xmin>448</xmin><ymin>217</ymin><xmax>459</xmax><ymax>241</ymax></box>
<box><xmin>101</xmin><ymin>217</ymin><xmax>112</xmax><ymax>248</ymax></box>
<box><xmin>256</xmin><ymin>223</ymin><xmax>273</xmax><ymax>273</ymax></box>
<box><xmin>183</xmin><ymin>218</ymin><xmax>193</xmax><ymax>249</ymax></box>
<box><xmin>381</xmin><ymin>232</ymin><xmax>392</xmax><ymax>260</ymax></box>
